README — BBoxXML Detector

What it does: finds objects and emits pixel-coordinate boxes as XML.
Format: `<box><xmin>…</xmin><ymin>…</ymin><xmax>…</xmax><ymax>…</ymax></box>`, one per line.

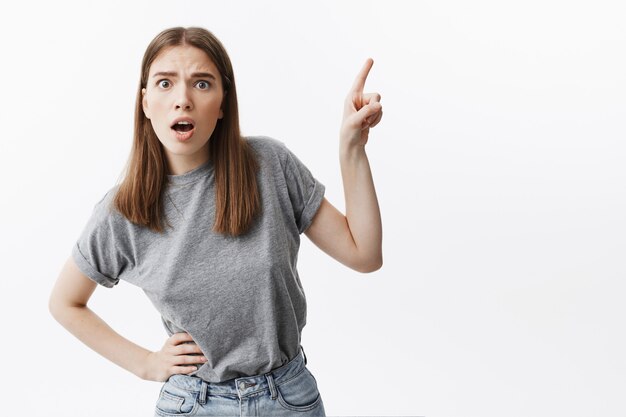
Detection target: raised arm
<box><xmin>305</xmin><ymin>58</ymin><xmax>383</xmax><ymax>273</ymax></box>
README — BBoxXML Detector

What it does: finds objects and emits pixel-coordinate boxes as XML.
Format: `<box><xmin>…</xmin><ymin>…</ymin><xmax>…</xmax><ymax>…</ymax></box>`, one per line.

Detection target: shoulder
<box><xmin>244</xmin><ymin>135</ymin><xmax>288</xmax><ymax>155</ymax></box>
<box><xmin>244</xmin><ymin>135</ymin><xmax>321</xmax><ymax>191</ymax></box>
<box><xmin>89</xmin><ymin>184</ymin><xmax>130</xmax><ymax>229</ymax></box>
<box><xmin>243</xmin><ymin>135</ymin><xmax>293</xmax><ymax>167</ymax></box>
<box><xmin>96</xmin><ymin>184</ymin><xmax>120</xmax><ymax>212</ymax></box>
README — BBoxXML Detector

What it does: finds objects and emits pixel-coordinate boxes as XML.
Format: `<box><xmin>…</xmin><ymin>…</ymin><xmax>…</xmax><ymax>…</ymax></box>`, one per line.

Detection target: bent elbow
<box><xmin>48</xmin><ymin>292</ymin><xmax>75</xmax><ymax>322</ymax></box>
<box><xmin>355</xmin><ymin>255</ymin><xmax>383</xmax><ymax>273</ymax></box>
<box><xmin>48</xmin><ymin>295</ymin><xmax>64</xmax><ymax>322</ymax></box>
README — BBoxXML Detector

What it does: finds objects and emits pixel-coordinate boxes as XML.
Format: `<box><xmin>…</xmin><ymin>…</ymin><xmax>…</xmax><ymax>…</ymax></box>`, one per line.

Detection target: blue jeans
<box><xmin>154</xmin><ymin>346</ymin><xmax>326</xmax><ymax>416</ymax></box>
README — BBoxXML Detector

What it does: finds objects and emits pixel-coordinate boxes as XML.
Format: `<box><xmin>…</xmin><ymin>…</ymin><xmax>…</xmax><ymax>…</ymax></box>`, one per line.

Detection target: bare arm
<box><xmin>48</xmin><ymin>256</ymin><xmax>205</xmax><ymax>381</ymax></box>
<box><xmin>305</xmin><ymin>196</ymin><xmax>381</xmax><ymax>273</ymax></box>
<box><xmin>305</xmin><ymin>58</ymin><xmax>383</xmax><ymax>273</ymax></box>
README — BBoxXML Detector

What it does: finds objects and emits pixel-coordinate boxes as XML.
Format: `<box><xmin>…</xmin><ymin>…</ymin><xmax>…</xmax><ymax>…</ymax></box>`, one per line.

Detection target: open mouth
<box><xmin>171</xmin><ymin>121</ymin><xmax>195</xmax><ymax>132</ymax></box>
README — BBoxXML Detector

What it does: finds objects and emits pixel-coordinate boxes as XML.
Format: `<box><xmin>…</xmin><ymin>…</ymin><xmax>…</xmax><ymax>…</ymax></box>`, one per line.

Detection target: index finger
<box><xmin>170</xmin><ymin>332</ymin><xmax>195</xmax><ymax>345</ymax></box>
<box><xmin>350</xmin><ymin>58</ymin><xmax>374</xmax><ymax>93</ymax></box>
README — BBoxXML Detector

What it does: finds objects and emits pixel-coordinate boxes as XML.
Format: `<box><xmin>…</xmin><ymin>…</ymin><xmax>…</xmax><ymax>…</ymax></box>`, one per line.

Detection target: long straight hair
<box><xmin>113</xmin><ymin>27</ymin><xmax>260</xmax><ymax>237</ymax></box>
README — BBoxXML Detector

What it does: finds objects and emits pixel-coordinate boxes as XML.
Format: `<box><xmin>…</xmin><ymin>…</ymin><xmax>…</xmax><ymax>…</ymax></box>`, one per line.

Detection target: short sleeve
<box><xmin>71</xmin><ymin>190</ymin><xmax>137</xmax><ymax>288</ymax></box>
<box><xmin>282</xmin><ymin>144</ymin><xmax>326</xmax><ymax>234</ymax></box>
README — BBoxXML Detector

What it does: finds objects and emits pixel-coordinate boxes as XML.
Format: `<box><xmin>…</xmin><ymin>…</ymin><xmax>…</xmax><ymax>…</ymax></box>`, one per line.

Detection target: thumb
<box><xmin>355</xmin><ymin>101</ymin><xmax>382</xmax><ymax>125</ymax></box>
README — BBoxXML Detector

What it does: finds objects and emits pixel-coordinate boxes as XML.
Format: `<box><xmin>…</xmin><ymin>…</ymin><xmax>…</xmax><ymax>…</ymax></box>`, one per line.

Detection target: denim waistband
<box><xmin>164</xmin><ymin>346</ymin><xmax>308</xmax><ymax>401</ymax></box>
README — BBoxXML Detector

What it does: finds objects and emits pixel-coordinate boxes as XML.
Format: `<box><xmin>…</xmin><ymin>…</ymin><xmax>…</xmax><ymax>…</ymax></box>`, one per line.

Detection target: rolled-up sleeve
<box><xmin>282</xmin><ymin>144</ymin><xmax>326</xmax><ymax>234</ymax></box>
<box><xmin>71</xmin><ymin>191</ymin><xmax>137</xmax><ymax>288</ymax></box>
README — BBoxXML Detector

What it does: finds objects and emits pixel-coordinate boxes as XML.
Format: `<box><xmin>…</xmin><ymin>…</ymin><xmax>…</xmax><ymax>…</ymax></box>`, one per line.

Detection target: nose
<box><xmin>174</xmin><ymin>85</ymin><xmax>193</xmax><ymax>111</ymax></box>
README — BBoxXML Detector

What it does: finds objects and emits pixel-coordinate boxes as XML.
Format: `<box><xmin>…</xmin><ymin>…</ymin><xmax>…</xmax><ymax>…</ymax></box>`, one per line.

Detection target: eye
<box><xmin>195</xmin><ymin>80</ymin><xmax>211</xmax><ymax>90</ymax></box>
<box><xmin>157</xmin><ymin>79</ymin><xmax>171</xmax><ymax>89</ymax></box>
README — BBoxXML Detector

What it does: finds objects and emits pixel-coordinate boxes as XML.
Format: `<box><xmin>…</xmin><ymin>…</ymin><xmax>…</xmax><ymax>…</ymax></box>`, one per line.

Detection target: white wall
<box><xmin>1</xmin><ymin>1</ymin><xmax>625</xmax><ymax>416</ymax></box>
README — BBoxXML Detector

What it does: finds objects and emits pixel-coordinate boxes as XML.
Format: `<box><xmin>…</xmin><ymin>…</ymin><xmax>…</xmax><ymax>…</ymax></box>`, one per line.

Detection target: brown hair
<box><xmin>112</xmin><ymin>27</ymin><xmax>260</xmax><ymax>236</ymax></box>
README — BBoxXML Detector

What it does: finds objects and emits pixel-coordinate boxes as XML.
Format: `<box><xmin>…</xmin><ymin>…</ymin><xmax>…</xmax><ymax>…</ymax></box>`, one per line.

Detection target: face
<box><xmin>142</xmin><ymin>44</ymin><xmax>224</xmax><ymax>174</ymax></box>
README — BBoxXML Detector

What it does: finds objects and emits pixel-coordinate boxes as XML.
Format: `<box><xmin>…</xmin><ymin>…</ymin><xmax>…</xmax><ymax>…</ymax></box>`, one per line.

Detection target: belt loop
<box><xmin>265</xmin><ymin>372</ymin><xmax>278</xmax><ymax>400</ymax></box>
<box><xmin>198</xmin><ymin>381</ymin><xmax>208</xmax><ymax>405</ymax></box>
<box><xmin>301</xmin><ymin>345</ymin><xmax>308</xmax><ymax>365</ymax></box>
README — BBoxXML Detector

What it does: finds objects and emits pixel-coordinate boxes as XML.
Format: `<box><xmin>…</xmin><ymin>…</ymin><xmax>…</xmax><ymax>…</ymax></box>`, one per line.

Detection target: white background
<box><xmin>1</xmin><ymin>1</ymin><xmax>625</xmax><ymax>416</ymax></box>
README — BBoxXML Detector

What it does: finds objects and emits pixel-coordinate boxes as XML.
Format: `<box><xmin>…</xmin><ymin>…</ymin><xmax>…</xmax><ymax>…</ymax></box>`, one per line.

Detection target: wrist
<box><xmin>339</xmin><ymin>142</ymin><xmax>366</xmax><ymax>160</ymax></box>
<box><xmin>137</xmin><ymin>350</ymin><xmax>154</xmax><ymax>380</ymax></box>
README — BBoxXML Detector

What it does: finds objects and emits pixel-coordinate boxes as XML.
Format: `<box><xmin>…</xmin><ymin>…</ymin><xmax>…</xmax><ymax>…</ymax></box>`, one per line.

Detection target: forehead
<box><xmin>149</xmin><ymin>44</ymin><xmax>219</xmax><ymax>75</ymax></box>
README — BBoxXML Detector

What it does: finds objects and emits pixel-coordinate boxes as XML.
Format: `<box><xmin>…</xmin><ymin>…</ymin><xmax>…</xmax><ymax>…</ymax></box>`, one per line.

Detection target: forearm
<box><xmin>50</xmin><ymin>304</ymin><xmax>150</xmax><ymax>379</ymax></box>
<box><xmin>339</xmin><ymin>144</ymin><xmax>383</xmax><ymax>270</ymax></box>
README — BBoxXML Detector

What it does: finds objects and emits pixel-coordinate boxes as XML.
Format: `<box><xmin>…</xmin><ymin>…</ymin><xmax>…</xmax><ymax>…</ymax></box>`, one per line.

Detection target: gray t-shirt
<box><xmin>71</xmin><ymin>136</ymin><xmax>325</xmax><ymax>382</ymax></box>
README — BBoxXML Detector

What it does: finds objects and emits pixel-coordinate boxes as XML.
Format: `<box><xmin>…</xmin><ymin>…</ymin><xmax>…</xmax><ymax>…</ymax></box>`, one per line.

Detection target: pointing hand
<box><xmin>340</xmin><ymin>58</ymin><xmax>383</xmax><ymax>148</ymax></box>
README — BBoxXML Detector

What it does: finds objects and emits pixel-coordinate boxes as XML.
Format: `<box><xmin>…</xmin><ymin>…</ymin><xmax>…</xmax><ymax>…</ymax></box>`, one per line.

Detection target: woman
<box><xmin>48</xmin><ymin>26</ymin><xmax>383</xmax><ymax>417</ymax></box>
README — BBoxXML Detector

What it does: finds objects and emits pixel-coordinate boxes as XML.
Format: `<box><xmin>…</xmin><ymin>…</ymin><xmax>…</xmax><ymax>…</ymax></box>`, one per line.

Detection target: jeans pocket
<box><xmin>276</xmin><ymin>368</ymin><xmax>323</xmax><ymax>412</ymax></box>
<box><xmin>155</xmin><ymin>381</ymin><xmax>199</xmax><ymax>416</ymax></box>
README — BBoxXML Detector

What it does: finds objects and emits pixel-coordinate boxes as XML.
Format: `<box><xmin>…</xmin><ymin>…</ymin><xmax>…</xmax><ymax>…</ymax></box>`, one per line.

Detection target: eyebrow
<box><xmin>152</xmin><ymin>71</ymin><xmax>217</xmax><ymax>80</ymax></box>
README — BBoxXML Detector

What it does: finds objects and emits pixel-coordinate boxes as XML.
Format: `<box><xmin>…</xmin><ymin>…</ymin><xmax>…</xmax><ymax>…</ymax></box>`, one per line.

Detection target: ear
<box><xmin>141</xmin><ymin>88</ymin><xmax>150</xmax><ymax>119</ymax></box>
